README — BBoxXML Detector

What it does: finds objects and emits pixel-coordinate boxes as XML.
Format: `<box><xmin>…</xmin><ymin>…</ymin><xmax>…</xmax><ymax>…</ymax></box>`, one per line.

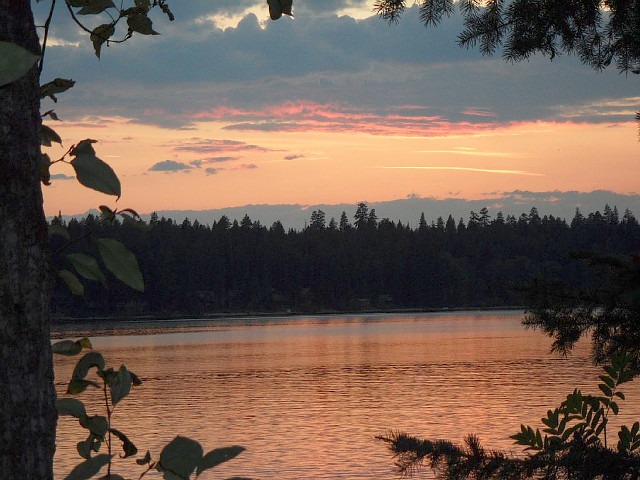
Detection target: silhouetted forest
<box><xmin>50</xmin><ymin>203</ymin><xmax>640</xmax><ymax>319</ymax></box>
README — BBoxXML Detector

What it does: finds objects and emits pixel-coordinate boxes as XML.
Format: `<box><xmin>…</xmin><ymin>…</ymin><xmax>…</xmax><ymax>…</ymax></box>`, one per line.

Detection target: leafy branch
<box><xmin>54</xmin><ymin>338</ymin><xmax>249</xmax><ymax>480</ymax></box>
<box><xmin>379</xmin><ymin>352</ymin><xmax>640</xmax><ymax>480</ymax></box>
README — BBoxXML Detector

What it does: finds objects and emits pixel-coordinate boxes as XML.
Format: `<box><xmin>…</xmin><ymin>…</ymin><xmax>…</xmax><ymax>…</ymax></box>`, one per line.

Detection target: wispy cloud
<box><xmin>202</xmin><ymin>101</ymin><xmax>505</xmax><ymax>137</ymax></box>
<box><xmin>171</xmin><ymin>138</ymin><xmax>270</xmax><ymax>154</ymax></box>
<box><xmin>414</xmin><ymin>149</ymin><xmax>514</xmax><ymax>157</ymax></box>
<box><xmin>379</xmin><ymin>166</ymin><xmax>544</xmax><ymax>176</ymax></box>
<box><xmin>463</xmin><ymin>108</ymin><xmax>497</xmax><ymax>117</ymax></box>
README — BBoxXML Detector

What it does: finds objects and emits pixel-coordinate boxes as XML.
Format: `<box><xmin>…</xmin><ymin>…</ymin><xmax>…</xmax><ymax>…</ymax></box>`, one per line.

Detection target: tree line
<box><xmin>49</xmin><ymin>203</ymin><xmax>640</xmax><ymax>319</ymax></box>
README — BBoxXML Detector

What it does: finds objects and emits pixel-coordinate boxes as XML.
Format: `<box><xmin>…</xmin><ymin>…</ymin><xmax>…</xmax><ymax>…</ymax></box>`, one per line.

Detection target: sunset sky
<box><xmin>34</xmin><ymin>1</ymin><xmax>639</xmax><ymax>218</ymax></box>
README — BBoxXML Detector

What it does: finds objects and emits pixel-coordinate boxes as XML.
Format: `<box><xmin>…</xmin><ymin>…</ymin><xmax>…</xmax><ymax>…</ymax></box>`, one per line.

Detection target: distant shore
<box><xmin>51</xmin><ymin>305</ymin><xmax>526</xmax><ymax>324</ymax></box>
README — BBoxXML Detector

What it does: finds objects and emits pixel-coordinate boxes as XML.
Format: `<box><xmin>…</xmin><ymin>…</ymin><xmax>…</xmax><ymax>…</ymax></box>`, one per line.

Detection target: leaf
<box><xmin>599</xmin><ymin>383</ymin><xmax>613</xmax><ymax>397</ymax></box>
<box><xmin>59</xmin><ymin>270</ymin><xmax>84</xmax><ymax>296</ymax></box>
<box><xmin>127</xmin><ymin>13</ymin><xmax>159</xmax><ymax>35</ymax></box>
<box><xmin>109</xmin><ymin>428</ymin><xmax>138</xmax><ymax>458</ymax></box>
<box><xmin>158</xmin><ymin>436</ymin><xmax>203</xmax><ymax>480</ymax></box>
<box><xmin>71</xmin><ymin>139</ymin><xmax>98</xmax><ymax>156</ymax></box>
<box><xmin>136</xmin><ymin>450</ymin><xmax>152</xmax><ymax>465</ymax></box>
<box><xmin>80</xmin><ymin>415</ymin><xmax>109</xmax><ymax>438</ymax></box>
<box><xmin>77</xmin><ymin>0</ymin><xmax>116</xmax><ymax>14</ymax></box>
<box><xmin>77</xmin><ymin>435</ymin><xmax>95</xmax><ymax>460</ymax></box>
<box><xmin>91</xmin><ymin>24</ymin><xmax>115</xmax><ymax>59</ymax></box>
<box><xmin>599</xmin><ymin>375</ymin><xmax>616</xmax><ymax>389</ymax></box>
<box><xmin>52</xmin><ymin>340</ymin><xmax>82</xmax><ymax>356</ymax></box>
<box><xmin>96</xmin><ymin>238</ymin><xmax>144</xmax><ymax>291</ymax></box>
<box><xmin>71</xmin><ymin>153</ymin><xmax>121</xmax><ymax>198</ymax></box>
<box><xmin>67</xmin><ymin>253</ymin><xmax>107</xmax><ymax>285</ymax></box>
<box><xmin>110</xmin><ymin>365</ymin><xmax>132</xmax><ymax>406</ymax></box>
<box><xmin>604</xmin><ymin>365</ymin><xmax>618</xmax><ymax>381</ymax></box>
<box><xmin>56</xmin><ymin>398</ymin><xmax>87</xmax><ymax>418</ymax></box>
<box><xmin>41</xmin><ymin>124</ymin><xmax>62</xmax><ymax>147</ymax></box>
<box><xmin>64</xmin><ymin>454</ymin><xmax>112</xmax><ymax>480</ymax></box>
<box><xmin>48</xmin><ymin>224</ymin><xmax>70</xmax><ymax>240</ymax></box>
<box><xmin>71</xmin><ymin>351</ymin><xmax>106</xmax><ymax>382</ymax></box>
<box><xmin>41</xmin><ymin>153</ymin><xmax>52</xmax><ymax>185</ymax></box>
<box><xmin>67</xmin><ymin>379</ymin><xmax>99</xmax><ymax>395</ymax></box>
<box><xmin>267</xmin><ymin>0</ymin><xmax>293</xmax><ymax>20</ymax></box>
<box><xmin>0</xmin><ymin>41</ymin><xmax>39</xmax><ymax>87</ymax></box>
<box><xmin>611</xmin><ymin>401</ymin><xmax>619</xmax><ymax>415</ymax></box>
<box><xmin>196</xmin><ymin>446</ymin><xmax>245</xmax><ymax>476</ymax></box>
<box><xmin>615</xmin><ymin>391</ymin><xmax>626</xmax><ymax>400</ymax></box>
<box><xmin>40</xmin><ymin>78</ymin><xmax>75</xmax><ymax>101</ymax></box>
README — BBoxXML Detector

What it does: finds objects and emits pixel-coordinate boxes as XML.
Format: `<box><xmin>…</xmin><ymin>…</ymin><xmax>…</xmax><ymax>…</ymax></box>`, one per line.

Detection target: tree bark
<box><xmin>0</xmin><ymin>2</ymin><xmax>56</xmax><ymax>479</ymax></box>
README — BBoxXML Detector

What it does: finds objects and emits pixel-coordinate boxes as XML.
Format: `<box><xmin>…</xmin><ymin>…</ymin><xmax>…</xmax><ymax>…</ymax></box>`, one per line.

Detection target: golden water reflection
<box><xmin>53</xmin><ymin>312</ymin><xmax>640</xmax><ymax>479</ymax></box>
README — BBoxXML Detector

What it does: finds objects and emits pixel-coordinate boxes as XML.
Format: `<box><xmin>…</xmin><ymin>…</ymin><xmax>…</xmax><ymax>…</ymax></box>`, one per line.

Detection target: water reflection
<box><xmin>53</xmin><ymin>311</ymin><xmax>640</xmax><ymax>479</ymax></box>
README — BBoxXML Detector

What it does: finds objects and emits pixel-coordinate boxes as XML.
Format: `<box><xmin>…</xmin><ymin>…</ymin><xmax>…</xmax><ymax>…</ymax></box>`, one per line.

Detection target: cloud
<box><xmin>149</xmin><ymin>160</ymin><xmax>192</xmax><ymax>172</ymax></box>
<box><xmin>380</xmin><ymin>166</ymin><xmax>544</xmax><ymax>176</ymax></box>
<box><xmin>172</xmin><ymin>138</ymin><xmax>270</xmax><ymax>154</ymax></box>
<box><xmin>202</xmin><ymin>156</ymin><xmax>240</xmax><ymax>163</ymax></box>
<box><xmin>236</xmin><ymin>163</ymin><xmax>258</xmax><ymax>170</ymax></box>
<box><xmin>284</xmin><ymin>154</ymin><xmax>304</xmax><ymax>160</ymax></box>
<box><xmin>50</xmin><ymin>173</ymin><xmax>74</xmax><ymax>180</ymax></box>
<box><xmin>205</xmin><ymin>167</ymin><xmax>219</xmax><ymax>175</ymax></box>
<box><xmin>35</xmin><ymin>3</ymin><xmax>639</xmax><ymax>130</ymax></box>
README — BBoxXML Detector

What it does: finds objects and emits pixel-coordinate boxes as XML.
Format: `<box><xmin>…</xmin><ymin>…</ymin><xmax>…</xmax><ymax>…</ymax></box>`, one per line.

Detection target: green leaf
<box><xmin>136</xmin><ymin>450</ymin><xmax>152</xmax><ymax>465</ymax></box>
<box><xmin>267</xmin><ymin>0</ymin><xmax>293</xmax><ymax>20</ymax></box>
<box><xmin>72</xmin><ymin>351</ymin><xmax>106</xmax><ymax>382</ymax></box>
<box><xmin>110</xmin><ymin>365</ymin><xmax>132</xmax><ymax>405</ymax></box>
<box><xmin>604</xmin><ymin>365</ymin><xmax>618</xmax><ymax>381</ymax></box>
<box><xmin>196</xmin><ymin>446</ymin><xmax>245</xmax><ymax>476</ymax></box>
<box><xmin>77</xmin><ymin>0</ymin><xmax>116</xmax><ymax>14</ymax></box>
<box><xmin>0</xmin><ymin>41</ymin><xmax>39</xmax><ymax>87</ymax></box>
<box><xmin>71</xmin><ymin>153</ymin><xmax>121</xmax><ymax>198</ymax></box>
<box><xmin>615</xmin><ymin>391</ymin><xmax>626</xmax><ymax>400</ymax></box>
<box><xmin>109</xmin><ymin>428</ymin><xmax>138</xmax><ymax>458</ymax></box>
<box><xmin>76</xmin><ymin>435</ymin><xmax>94</xmax><ymax>460</ymax></box>
<box><xmin>56</xmin><ymin>398</ymin><xmax>87</xmax><ymax>418</ymax></box>
<box><xmin>40</xmin><ymin>78</ymin><xmax>76</xmax><ymax>101</ymax></box>
<box><xmin>95</xmin><ymin>238</ymin><xmax>144</xmax><ymax>291</ymax></box>
<box><xmin>67</xmin><ymin>379</ymin><xmax>99</xmax><ymax>395</ymax></box>
<box><xmin>48</xmin><ymin>224</ymin><xmax>70</xmax><ymax>240</ymax></box>
<box><xmin>158</xmin><ymin>436</ymin><xmax>203</xmax><ymax>480</ymax></box>
<box><xmin>52</xmin><ymin>340</ymin><xmax>82</xmax><ymax>356</ymax></box>
<box><xmin>127</xmin><ymin>13</ymin><xmax>159</xmax><ymax>35</ymax></box>
<box><xmin>67</xmin><ymin>253</ymin><xmax>107</xmax><ymax>285</ymax></box>
<box><xmin>599</xmin><ymin>383</ymin><xmax>613</xmax><ymax>397</ymax></box>
<box><xmin>91</xmin><ymin>24</ymin><xmax>115</xmax><ymax>59</ymax></box>
<box><xmin>611</xmin><ymin>401</ymin><xmax>619</xmax><ymax>415</ymax></box>
<box><xmin>41</xmin><ymin>124</ymin><xmax>62</xmax><ymax>147</ymax></box>
<box><xmin>59</xmin><ymin>270</ymin><xmax>84</xmax><ymax>296</ymax></box>
<box><xmin>80</xmin><ymin>415</ymin><xmax>109</xmax><ymax>438</ymax></box>
<box><xmin>71</xmin><ymin>139</ymin><xmax>98</xmax><ymax>156</ymax></box>
<box><xmin>599</xmin><ymin>375</ymin><xmax>616</xmax><ymax>389</ymax></box>
<box><xmin>64</xmin><ymin>454</ymin><xmax>112</xmax><ymax>480</ymax></box>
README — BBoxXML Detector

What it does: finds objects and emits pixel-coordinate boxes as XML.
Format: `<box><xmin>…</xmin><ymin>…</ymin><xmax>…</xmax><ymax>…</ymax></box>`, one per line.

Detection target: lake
<box><xmin>52</xmin><ymin>311</ymin><xmax>640</xmax><ymax>479</ymax></box>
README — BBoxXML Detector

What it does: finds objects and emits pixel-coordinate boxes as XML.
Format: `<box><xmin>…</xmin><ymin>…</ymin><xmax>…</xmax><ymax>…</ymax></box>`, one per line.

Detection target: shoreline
<box><xmin>51</xmin><ymin>305</ymin><xmax>527</xmax><ymax>325</ymax></box>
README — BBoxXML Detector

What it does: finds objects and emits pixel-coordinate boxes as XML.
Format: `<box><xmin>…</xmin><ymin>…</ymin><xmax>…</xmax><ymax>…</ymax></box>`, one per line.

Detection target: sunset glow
<box><xmin>33</xmin><ymin>1</ymin><xmax>639</xmax><ymax>219</ymax></box>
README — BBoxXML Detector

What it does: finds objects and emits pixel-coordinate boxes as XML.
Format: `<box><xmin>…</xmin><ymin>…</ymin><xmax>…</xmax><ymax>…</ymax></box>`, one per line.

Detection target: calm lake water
<box><xmin>52</xmin><ymin>311</ymin><xmax>640</xmax><ymax>479</ymax></box>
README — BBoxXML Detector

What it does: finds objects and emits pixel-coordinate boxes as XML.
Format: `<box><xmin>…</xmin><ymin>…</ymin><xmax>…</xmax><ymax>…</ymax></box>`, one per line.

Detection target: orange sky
<box><xmin>42</xmin><ymin>115</ymin><xmax>639</xmax><ymax>217</ymax></box>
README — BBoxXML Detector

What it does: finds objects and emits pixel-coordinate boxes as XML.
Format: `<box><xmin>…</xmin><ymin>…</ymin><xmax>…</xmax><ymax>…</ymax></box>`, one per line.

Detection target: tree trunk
<box><xmin>0</xmin><ymin>2</ymin><xmax>56</xmax><ymax>478</ymax></box>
